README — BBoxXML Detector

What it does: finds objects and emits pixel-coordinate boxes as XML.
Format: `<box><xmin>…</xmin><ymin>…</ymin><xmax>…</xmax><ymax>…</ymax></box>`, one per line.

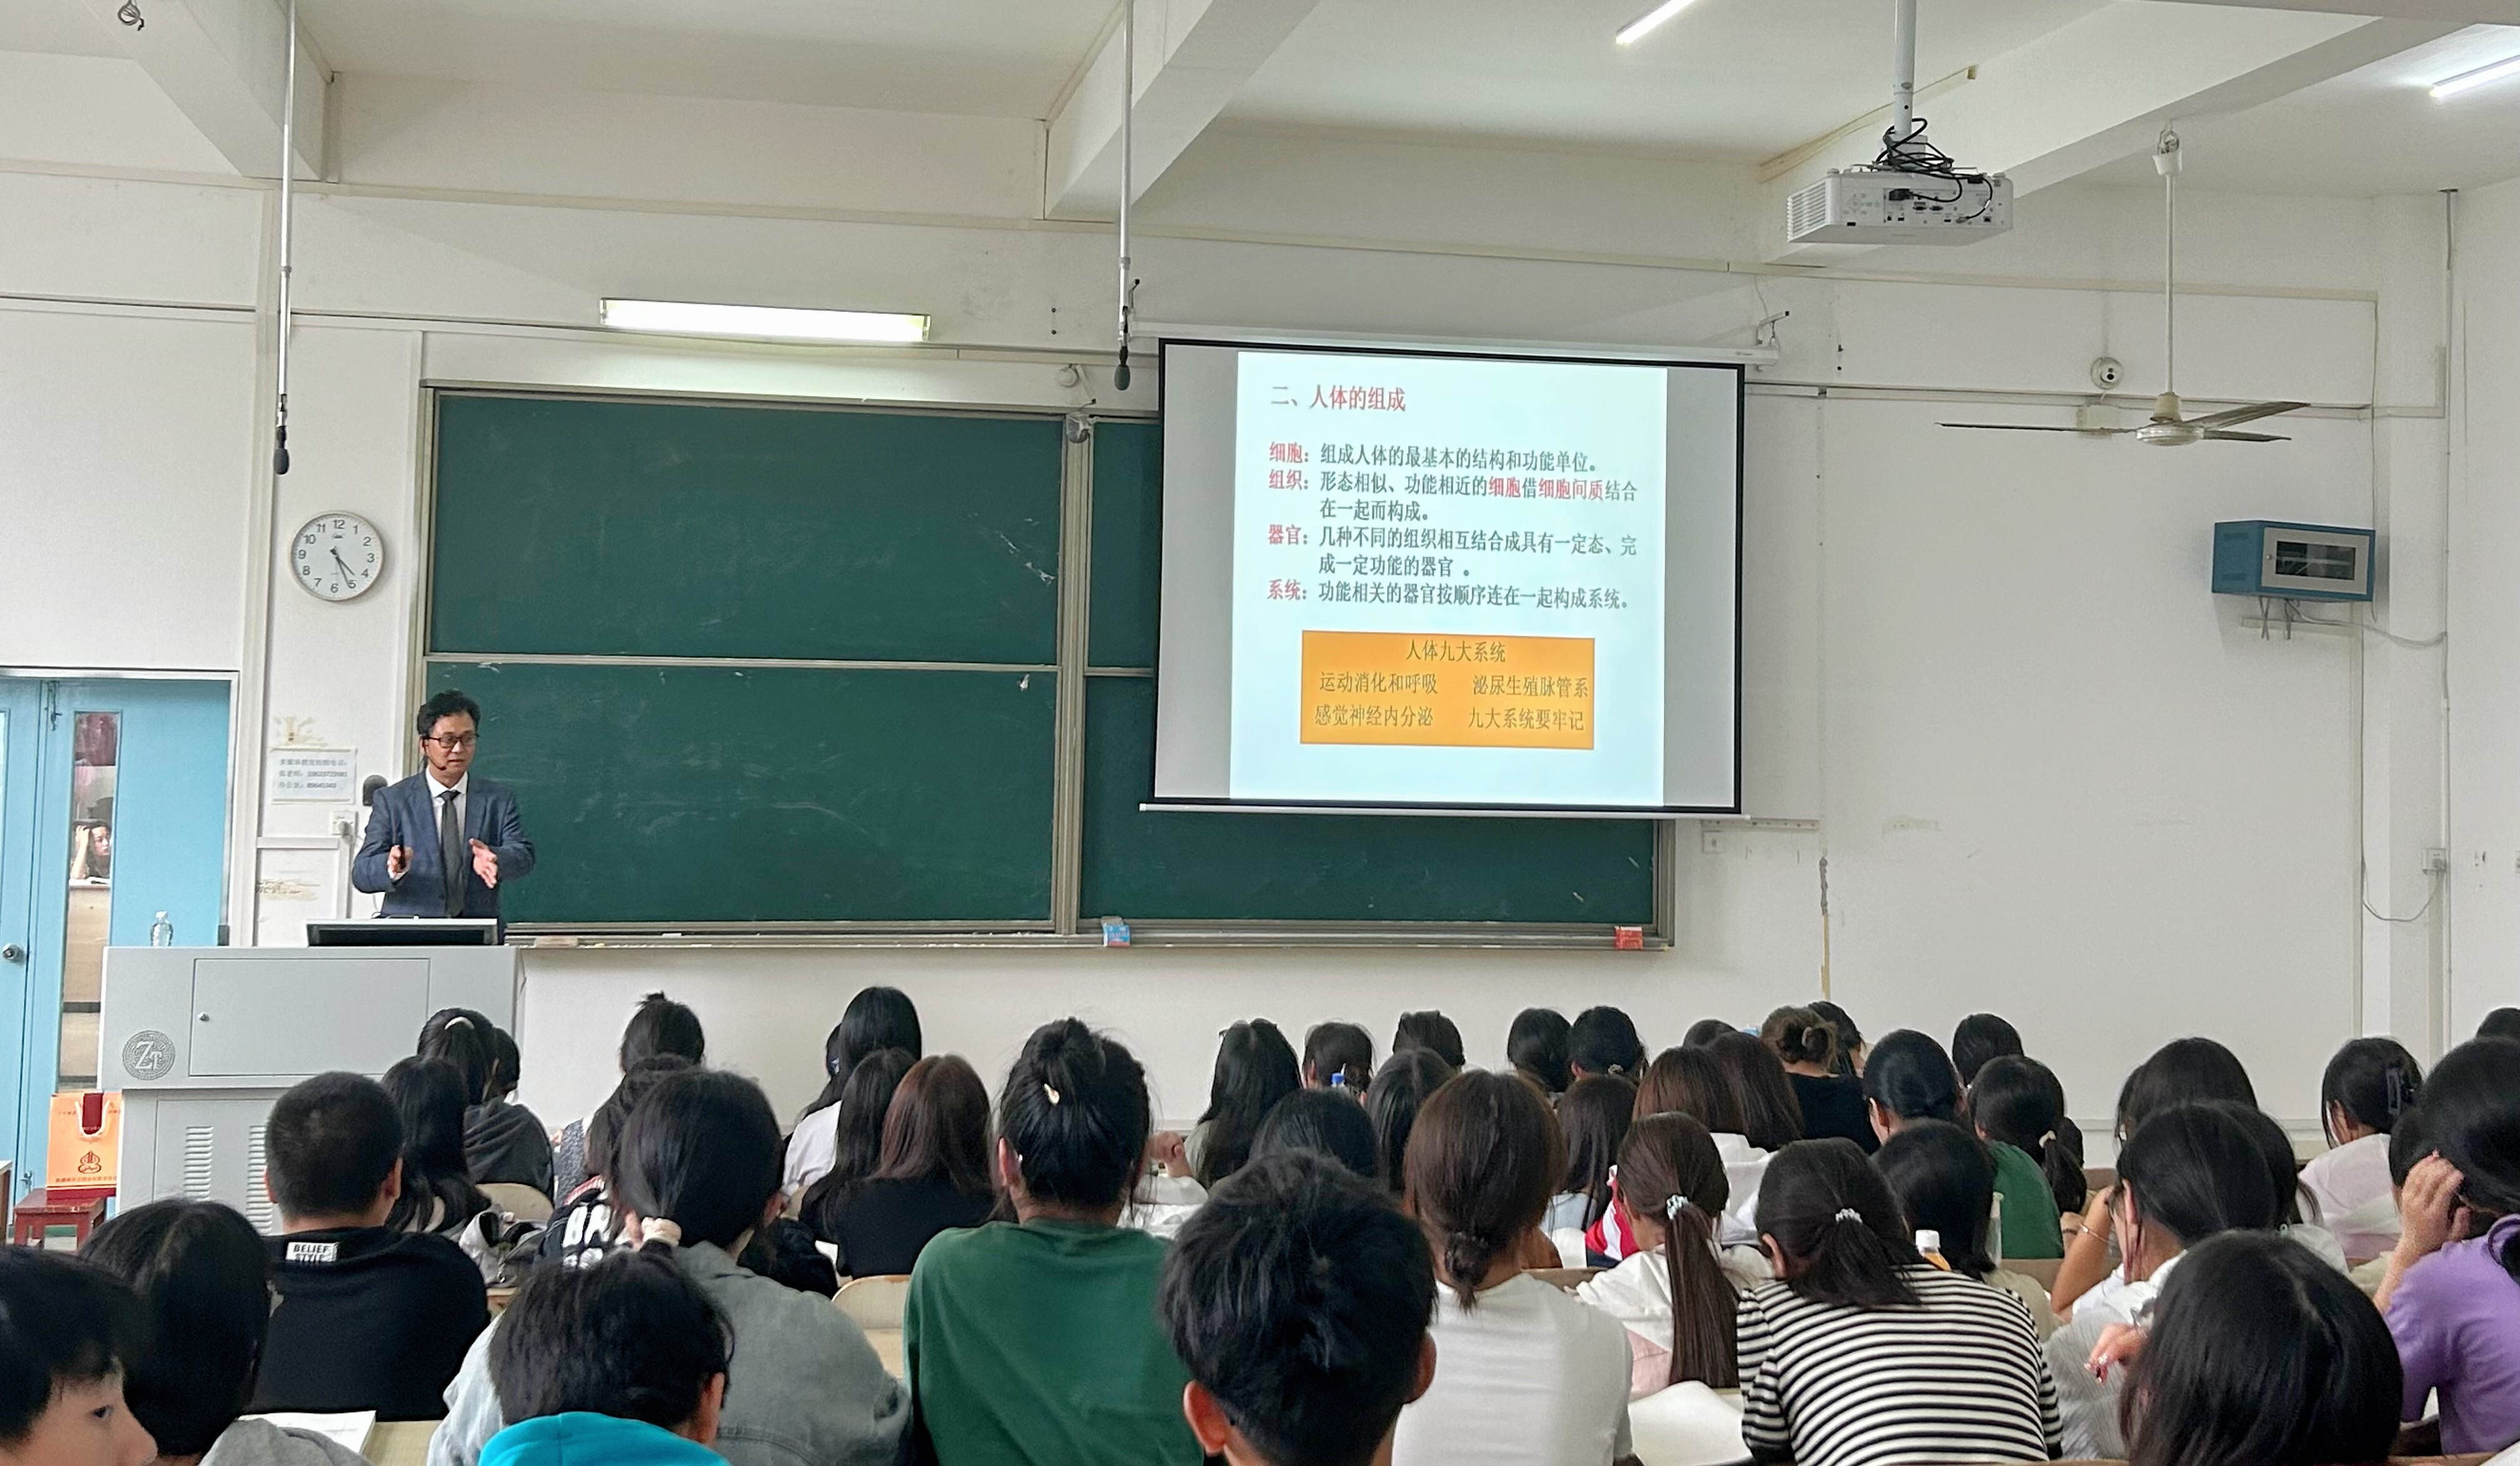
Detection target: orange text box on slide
<box><xmin>1301</xmin><ymin>631</ymin><xmax>1596</xmax><ymax>750</ymax></box>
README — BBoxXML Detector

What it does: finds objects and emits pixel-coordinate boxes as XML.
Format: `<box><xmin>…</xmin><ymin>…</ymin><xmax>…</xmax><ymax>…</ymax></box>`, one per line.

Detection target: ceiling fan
<box><xmin>1942</xmin><ymin>129</ymin><xmax>2307</xmax><ymax>445</ymax></box>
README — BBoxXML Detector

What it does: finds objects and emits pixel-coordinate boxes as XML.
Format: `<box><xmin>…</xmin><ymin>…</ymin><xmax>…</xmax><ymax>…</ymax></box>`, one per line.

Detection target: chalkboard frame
<box><xmin>413</xmin><ymin>383</ymin><xmax>1675</xmax><ymax>946</ymax></box>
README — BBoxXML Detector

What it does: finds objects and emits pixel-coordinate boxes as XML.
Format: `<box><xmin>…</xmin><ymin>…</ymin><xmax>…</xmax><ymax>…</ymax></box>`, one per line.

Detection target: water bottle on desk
<box><xmin>149</xmin><ymin>912</ymin><xmax>173</xmax><ymax>947</ymax></box>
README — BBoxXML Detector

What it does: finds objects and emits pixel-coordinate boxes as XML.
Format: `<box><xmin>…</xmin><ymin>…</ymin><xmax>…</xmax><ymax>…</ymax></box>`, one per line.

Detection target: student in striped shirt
<box><xmin>1736</xmin><ymin>1139</ymin><xmax>2059</xmax><ymax>1466</ymax></box>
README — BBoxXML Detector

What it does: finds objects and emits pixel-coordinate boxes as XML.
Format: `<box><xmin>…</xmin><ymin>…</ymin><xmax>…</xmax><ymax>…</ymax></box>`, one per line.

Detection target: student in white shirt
<box><xmin>782</xmin><ymin>986</ymin><xmax>920</xmax><ymax>1196</ymax></box>
<box><xmin>1576</xmin><ymin>1113</ymin><xmax>1768</xmax><ymax>1398</ymax></box>
<box><xmin>1550</xmin><ymin>1074</ymin><xmax>1636</xmax><ymax>1237</ymax></box>
<box><xmin>1392</xmin><ymin>1069</ymin><xmax>1633</xmax><ymax>1466</ymax></box>
<box><xmin>2045</xmin><ymin>1104</ymin><xmax>2282</xmax><ymax>1459</ymax></box>
<box><xmin>1601</xmin><ymin>1047</ymin><xmax>1768</xmax><ymax>1256</ymax></box>
<box><xmin>2301</xmin><ymin>1037</ymin><xmax>2424</xmax><ymax>1261</ymax></box>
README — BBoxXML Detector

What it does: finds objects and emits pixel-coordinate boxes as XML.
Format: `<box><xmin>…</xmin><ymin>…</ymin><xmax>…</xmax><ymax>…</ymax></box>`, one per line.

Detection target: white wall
<box><xmin>0</xmin><ymin>105</ymin><xmax>2424</xmax><ymax>1140</ymax></box>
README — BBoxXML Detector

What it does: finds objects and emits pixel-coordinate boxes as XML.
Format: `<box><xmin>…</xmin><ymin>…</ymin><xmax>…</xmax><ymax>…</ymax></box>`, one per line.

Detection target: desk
<box><xmin>864</xmin><ymin>1328</ymin><xmax>905</xmax><ymax>1378</ymax></box>
<box><xmin>367</xmin><ymin>1422</ymin><xmax>435</xmax><ymax>1466</ymax></box>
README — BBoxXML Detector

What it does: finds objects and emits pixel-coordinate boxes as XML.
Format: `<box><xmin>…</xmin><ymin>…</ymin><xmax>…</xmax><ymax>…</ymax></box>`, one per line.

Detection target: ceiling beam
<box><xmin>1760</xmin><ymin>3</ymin><xmax>2462</xmax><ymax>262</ymax></box>
<box><xmin>75</xmin><ymin>0</ymin><xmax>325</xmax><ymax>178</ymax></box>
<box><xmin>1044</xmin><ymin>0</ymin><xmax>1323</xmax><ymax>221</ymax></box>
<box><xmin>2169</xmin><ymin>0</ymin><xmax>2520</xmax><ymax>21</ymax></box>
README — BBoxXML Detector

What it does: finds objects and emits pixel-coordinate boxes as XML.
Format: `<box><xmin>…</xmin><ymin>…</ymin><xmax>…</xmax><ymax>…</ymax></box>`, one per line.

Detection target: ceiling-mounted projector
<box><xmin>1787</xmin><ymin>169</ymin><xmax>2013</xmax><ymax>245</ymax></box>
<box><xmin>1787</xmin><ymin>0</ymin><xmax>2013</xmax><ymax>248</ymax></box>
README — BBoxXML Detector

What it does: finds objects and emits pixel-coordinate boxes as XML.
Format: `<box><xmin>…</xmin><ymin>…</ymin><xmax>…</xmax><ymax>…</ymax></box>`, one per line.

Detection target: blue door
<box><xmin>0</xmin><ymin>677</ymin><xmax>229</xmax><ymax>1200</ymax></box>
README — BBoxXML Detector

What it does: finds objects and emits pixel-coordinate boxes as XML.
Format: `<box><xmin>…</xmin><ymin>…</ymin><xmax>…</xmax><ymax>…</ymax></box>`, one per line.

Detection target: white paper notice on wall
<box><xmin>270</xmin><ymin>747</ymin><xmax>357</xmax><ymax>802</ymax></box>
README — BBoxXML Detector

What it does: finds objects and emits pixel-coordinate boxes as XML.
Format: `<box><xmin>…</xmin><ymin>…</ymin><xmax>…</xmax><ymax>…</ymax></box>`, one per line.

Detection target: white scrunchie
<box><xmin>638</xmin><ymin>1217</ymin><xmax>684</xmax><ymax>1248</ymax></box>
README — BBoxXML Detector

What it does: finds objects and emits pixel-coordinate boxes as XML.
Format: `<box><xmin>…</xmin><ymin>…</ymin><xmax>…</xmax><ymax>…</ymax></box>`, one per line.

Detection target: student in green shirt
<box><xmin>1968</xmin><ymin>1056</ymin><xmax>2084</xmax><ymax>1262</ymax></box>
<box><xmin>1863</xmin><ymin>1029</ymin><xmax>2062</xmax><ymax>1261</ymax></box>
<box><xmin>904</xmin><ymin>1018</ymin><xmax>1200</xmax><ymax>1466</ymax></box>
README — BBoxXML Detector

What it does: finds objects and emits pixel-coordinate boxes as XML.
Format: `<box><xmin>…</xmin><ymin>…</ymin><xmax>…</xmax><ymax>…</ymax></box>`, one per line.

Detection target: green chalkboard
<box><xmin>430</xmin><ymin>660</ymin><xmax>1056</xmax><ymax>924</ymax></box>
<box><xmin>1077</xmin><ymin>675</ymin><xmax>1656</xmax><ymax>924</ymax></box>
<box><xmin>431</xmin><ymin>393</ymin><xmax>1062</xmax><ymax>665</ymax></box>
<box><xmin>1087</xmin><ymin>420</ymin><xmax>1164</xmax><ymax>669</ymax></box>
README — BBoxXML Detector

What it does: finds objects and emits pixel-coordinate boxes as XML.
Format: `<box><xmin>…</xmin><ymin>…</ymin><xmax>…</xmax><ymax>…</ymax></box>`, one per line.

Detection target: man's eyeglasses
<box><xmin>423</xmin><ymin>733</ymin><xmax>478</xmax><ymax>751</ymax></box>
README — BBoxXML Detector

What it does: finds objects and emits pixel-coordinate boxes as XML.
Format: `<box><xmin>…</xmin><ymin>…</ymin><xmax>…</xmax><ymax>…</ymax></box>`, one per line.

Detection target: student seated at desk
<box><xmin>464</xmin><ymin>1024</ymin><xmax>553</xmax><ymax>1197</ymax></box>
<box><xmin>904</xmin><ymin>1019</ymin><xmax>1199</xmax><ymax>1466</ymax></box>
<box><xmin>555</xmin><ymin>993</ymin><xmax>705</xmax><ymax>1202</ymax></box>
<box><xmin>785</xmin><ymin>986</ymin><xmax>921</xmax><ymax>1198</ymax></box>
<box><xmin>1865</xmin><ymin>1030</ymin><xmax>2061</xmax><ymax>1262</ymax></box>
<box><xmin>2301</xmin><ymin>1037</ymin><xmax>2425</xmax><ymax>1262</ymax></box>
<box><xmin>433</xmin><ymin>1068</ymin><xmax>907</xmax><ymax>1466</ymax></box>
<box><xmin>84</xmin><ymin>1200</ymin><xmax>371</xmax><ymax>1466</ymax></box>
<box><xmin>1159</xmin><ymin>1152</ymin><xmax>1436</xmax><ymax>1466</ymax></box>
<box><xmin>253</xmin><ymin>1072</ymin><xmax>489</xmax><ymax>1422</ymax></box>
<box><xmin>540</xmin><ymin>1056</ymin><xmax>690</xmax><ymax>1270</ymax></box>
<box><xmin>381</xmin><ymin>1059</ymin><xmax>495</xmax><ymax>1243</ymax></box>
<box><xmin>0</xmin><ymin>1248</ymin><xmax>156</xmax><ymax>1466</ymax></box>
<box><xmin>1873</xmin><ymin>1120</ymin><xmax>2057</xmax><ymax>1339</ymax></box>
<box><xmin>482</xmin><ymin>1251</ymin><xmax>732</xmax><ymax>1466</ymax></box>
<box><xmin>802</xmin><ymin>1054</ymin><xmax>994</xmax><ymax>1278</ymax></box>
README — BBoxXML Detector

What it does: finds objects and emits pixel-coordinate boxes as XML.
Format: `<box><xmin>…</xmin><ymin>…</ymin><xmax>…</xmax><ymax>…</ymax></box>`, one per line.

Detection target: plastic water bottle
<box><xmin>1329</xmin><ymin>1072</ymin><xmax>1347</xmax><ymax>1089</ymax></box>
<box><xmin>1915</xmin><ymin>1228</ymin><xmax>1949</xmax><ymax>1270</ymax></box>
<box><xmin>149</xmin><ymin>911</ymin><xmax>173</xmax><ymax>947</ymax></box>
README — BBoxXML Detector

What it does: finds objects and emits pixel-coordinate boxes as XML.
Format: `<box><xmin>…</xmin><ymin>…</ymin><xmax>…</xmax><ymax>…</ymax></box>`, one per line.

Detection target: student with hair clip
<box><xmin>1184</xmin><ymin>1019</ymin><xmax>1301</xmax><ymax>1188</ymax></box>
<box><xmin>1737</xmin><ymin>1140</ymin><xmax>2059</xmax><ymax>1466</ymax></box>
<box><xmin>1762</xmin><ymin>1006</ymin><xmax>1872</xmax><ymax>1151</ymax></box>
<box><xmin>2375</xmin><ymin>1037</ymin><xmax>2520</xmax><ymax>1455</ymax></box>
<box><xmin>2044</xmin><ymin>1103</ymin><xmax>2282</xmax><ymax>1457</ymax></box>
<box><xmin>430</xmin><ymin>1068</ymin><xmax>907</xmax><ymax>1466</ymax></box>
<box><xmin>2121</xmin><ymin>1233</ymin><xmax>2401</xmax><ymax>1466</ymax></box>
<box><xmin>906</xmin><ymin>1018</ymin><xmax>1198</xmax><ymax>1465</ymax></box>
<box><xmin>1392</xmin><ymin>1011</ymin><xmax>1466</xmax><ymax>1071</ymax></box>
<box><xmin>1393</xmin><ymin>1071</ymin><xmax>1631</xmax><ymax>1466</ymax></box>
<box><xmin>555</xmin><ymin>993</ymin><xmax>705</xmax><ymax>1201</ymax></box>
<box><xmin>483</xmin><ymin>1250</ymin><xmax>733</xmax><ymax>1466</ymax></box>
<box><xmin>2301</xmin><ymin>1037</ymin><xmax>2424</xmax><ymax>1260</ymax></box>
<box><xmin>1601</xmin><ymin>1046</ymin><xmax>1768</xmax><ymax>1258</ymax></box>
<box><xmin>785</xmin><ymin>986</ymin><xmax>920</xmax><ymax>1196</ymax></box>
<box><xmin>1303</xmin><ymin>1021</ymin><xmax>1376</xmax><ymax>1093</ymax></box>
<box><xmin>1874</xmin><ymin>1121</ymin><xmax>2057</xmax><ymax>1338</ymax></box>
<box><xmin>1160</xmin><ymin>1153</ymin><xmax>1437</xmax><ymax>1466</ymax></box>
<box><xmin>541</xmin><ymin>1055</ymin><xmax>691</xmax><ymax>1271</ymax></box>
<box><xmin>1364</xmin><ymin>1048</ymin><xmax>1454</xmax><ymax>1198</ymax></box>
<box><xmin>1868</xmin><ymin>1029</ymin><xmax>2062</xmax><ymax>1260</ymax></box>
<box><xmin>1708</xmin><ymin>1031</ymin><xmax>1802</xmax><ymax>1151</ymax></box>
<box><xmin>1251</xmin><ymin>1086</ymin><xmax>1379</xmax><ymax>1180</ymax></box>
<box><xmin>1548</xmin><ymin>1073</ymin><xmax>1636</xmax><ymax>1235</ymax></box>
<box><xmin>0</xmin><ymin>1249</ymin><xmax>154</xmax><ymax>1466</ymax></box>
<box><xmin>1950</xmin><ymin>1013</ymin><xmax>2024</xmax><ymax>1086</ymax></box>
<box><xmin>463</xmin><ymin>1026</ymin><xmax>552</xmax><ymax>1195</ymax></box>
<box><xmin>1507</xmin><ymin>1008</ymin><xmax>1572</xmax><ymax>1095</ymax></box>
<box><xmin>417</xmin><ymin>1009</ymin><xmax>495</xmax><ymax>1108</ymax></box>
<box><xmin>1968</xmin><ymin>1056</ymin><xmax>2087</xmax><ymax>1226</ymax></box>
<box><xmin>1576</xmin><ymin>1114</ymin><xmax>1763</xmax><ymax>1398</ymax></box>
<box><xmin>803</xmin><ymin>1054</ymin><xmax>994</xmax><ymax>1278</ymax></box>
<box><xmin>794</xmin><ymin>1048</ymin><xmax>914</xmax><ymax>1226</ymax></box>
<box><xmin>83</xmin><ymin>1200</ymin><xmax>363</xmax><ymax>1466</ymax></box>
<box><xmin>1568</xmin><ymin>1007</ymin><xmax>1645</xmax><ymax>1081</ymax></box>
<box><xmin>383</xmin><ymin>1058</ymin><xmax>495</xmax><ymax>1238</ymax></box>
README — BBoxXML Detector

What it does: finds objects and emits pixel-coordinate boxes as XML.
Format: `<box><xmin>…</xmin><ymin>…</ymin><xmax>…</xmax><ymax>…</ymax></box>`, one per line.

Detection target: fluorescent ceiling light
<box><xmin>598</xmin><ymin>299</ymin><xmax>930</xmax><ymax>344</ymax></box>
<box><xmin>1615</xmin><ymin>0</ymin><xmax>1701</xmax><ymax>46</ymax></box>
<box><xmin>2430</xmin><ymin>54</ymin><xmax>2520</xmax><ymax>98</ymax></box>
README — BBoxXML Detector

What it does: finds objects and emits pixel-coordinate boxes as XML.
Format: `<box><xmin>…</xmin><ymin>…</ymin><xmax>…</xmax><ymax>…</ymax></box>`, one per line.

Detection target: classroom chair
<box><xmin>10</xmin><ymin>1186</ymin><xmax>109</xmax><ymax>1249</ymax></box>
<box><xmin>480</xmin><ymin>1183</ymin><xmax>553</xmax><ymax>1223</ymax></box>
<box><xmin>833</xmin><ymin>1274</ymin><xmax>912</xmax><ymax>1332</ymax></box>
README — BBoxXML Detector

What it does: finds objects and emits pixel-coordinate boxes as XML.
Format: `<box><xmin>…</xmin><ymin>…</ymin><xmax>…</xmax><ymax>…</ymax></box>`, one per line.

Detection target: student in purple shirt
<box><xmin>2375</xmin><ymin>1038</ymin><xmax>2520</xmax><ymax>1456</ymax></box>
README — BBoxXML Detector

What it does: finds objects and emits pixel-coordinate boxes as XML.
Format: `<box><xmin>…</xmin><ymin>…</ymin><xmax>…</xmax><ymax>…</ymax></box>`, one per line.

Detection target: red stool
<box><xmin>11</xmin><ymin>1188</ymin><xmax>110</xmax><ymax>1249</ymax></box>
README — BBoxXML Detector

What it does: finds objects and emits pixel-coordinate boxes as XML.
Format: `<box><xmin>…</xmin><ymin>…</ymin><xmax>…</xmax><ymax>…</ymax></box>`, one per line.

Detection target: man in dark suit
<box><xmin>353</xmin><ymin>689</ymin><xmax>535</xmax><ymax>918</ymax></box>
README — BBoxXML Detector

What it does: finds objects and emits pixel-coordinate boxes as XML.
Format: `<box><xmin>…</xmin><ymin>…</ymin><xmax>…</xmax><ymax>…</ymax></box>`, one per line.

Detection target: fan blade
<box><xmin>1938</xmin><ymin>422</ymin><xmax>2134</xmax><ymax>435</ymax></box>
<box><xmin>2185</xmin><ymin>400</ymin><xmax>2309</xmax><ymax>430</ymax></box>
<box><xmin>2199</xmin><ymin>430</ymin><xmax>2289</xmax><ymax>443</ymax></box>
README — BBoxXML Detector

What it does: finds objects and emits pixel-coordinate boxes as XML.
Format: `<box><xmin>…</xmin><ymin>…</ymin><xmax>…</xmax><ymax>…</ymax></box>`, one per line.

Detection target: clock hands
<box><xmin>331</xmin><ymin>547</ymin><xmax>356</xmax><ymax>583</ymax></box>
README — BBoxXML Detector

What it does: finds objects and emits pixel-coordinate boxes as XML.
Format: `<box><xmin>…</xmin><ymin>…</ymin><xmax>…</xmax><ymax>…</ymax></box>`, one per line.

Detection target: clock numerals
<box><xmin>291</xmin><ymin>513</ymin><xmax>384</xmax><ymax>602</ymax></box>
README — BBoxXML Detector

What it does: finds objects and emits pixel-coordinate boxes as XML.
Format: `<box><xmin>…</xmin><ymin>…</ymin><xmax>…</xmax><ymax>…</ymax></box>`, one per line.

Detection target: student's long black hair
<box><xmin>1303</xmin><ymin>1021</ymin><xmax>1376</xmax><ymax>1092</ymax></box>
<box><xmin>1710</xmin><ymin>1031</ymin><xmax>1803</xmax><ymax>1151</ymax></box>
<box><xmin>802</xmin><ymin>986</ymin><xmax>921</xmax><ymax>1120</ymax></box>
<box><xmin>615</xmin><ymin>1068</ymin><xmax>785</xmax><ymax>1251</ymax></box>
<box><xmin>1950</xmin><ymin>1013</ymin><xmax>2023</xmax><ymax>1086</ymax></box>
<box><xmin>1874</xmin><ymin>1120</ymin><xmax>1999</xmax><ymax>1278</ymax></box>
<box><xmin>2117</xmin><ymin>1037</ymin><xmax>2257</xmax><ymax>1142</ymax></box>
<box><xmin>380</xmin><ymin>1056</ymin><xmax>491</xmax><ymax>1235</ymax></box>
<box><xmin>2319</xmin><ymin>1037</ymin><xmax>2422</xmax><ymax>1146</ymax></box>
<box><xmin>794</xmin><ymin>1048</ymin><xmax>915</xmax><ymax>1226</ymax></box>
<box><xmin>1616</xmin><ymin>1113</ymin><xmax>1737</xmax><ymax>1388</ymax></box>
<box><xmin>620</xmin><ymin>992</ymin><xmax>705</xmax><ymax>1070</ymax></box>
<box><xmin>81</xmin><ymin>1200</ymin><xmax>268</xmax><ymax>1458</ymax></box>
<box><xmin>1506</xmin><ymin>1008</ymin><xmax>1572</xmax><ymax>1094</ymax></box>
<box><xmin>416</xmin><ymin>1008</ymin><xmax>495</xmax><ymax>1105</ymax></box>
<box><xmin>998</xmin><ymin>1018</ymin><xmax>1151</xmax><ymax>1212</ymax></box>
<box><xmin>1392</xmin><ymin>1011</ymin><xmax>1466</xmax><ymax>1071</ymax></box>
<box><xmin>1862</xmin><ymin>1029</ymin><xmax>1962</xmax><ymax>1128</ymax></box>
<box><xmin>2209</xmin><ymin>1100</ymin><xmax>2312</xmax><ymax>1226</ymax></box>
<box><xmin>2115</xmin><ymin>1103</ymin><xmax>2283</xmax><ymax>1251</ymax></box>
<box><xmin>1365</xmin><ymin>1048</ymin><xmax>1456</xmax><ymax>1197</ymax></box>
<box><xmin>1969</xmin><ymin>1054</ymin><xmax>2087</xmax><ymax>1214</ymax></box>
<box><xmin>2411</xmin><ymin>1038</ymin><xmax>2520</xmax><ymax>1282</ymax></box>
<box><xmin>1570</xmin><ymin>1006</ymin><xmax>1645</xmax><ymax>1078</ymax></box>
<box><xmin>1558</xmin><ymin>1073</ymin><xmax>1637</xmax><ymax>1230</ymax></box>
<box><xmin>1755</xmin><ymin>1138</ymin><xmax>1922</xmax><ymax>1309</ymax></box>
<box><xmin>1251</xmin><ymin>1087</ymin><xmax>1378</xmax><ymax>1180</ymax></box>
<box><xmin>1194</xmin><ymin>1019</ymin><xmax>1301</xmax><ymax>1188</ymax></box>
<box><xmin>2124</xmin><ymin>1231</ymin><xmax>2401</xmax><ymax>1466</ymax></box>
<box><xmin>1406</xmin><ymin>1070</ymin><xmax>1560</xmax><ymax>1308</ymax></box>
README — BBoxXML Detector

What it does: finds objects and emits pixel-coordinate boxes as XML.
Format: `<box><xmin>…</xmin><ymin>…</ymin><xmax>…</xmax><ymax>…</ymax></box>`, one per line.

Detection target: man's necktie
<box><xmin>440</xmin><ymin>788</ymin><xmax>465</xmax><ymax>917</ymax></box>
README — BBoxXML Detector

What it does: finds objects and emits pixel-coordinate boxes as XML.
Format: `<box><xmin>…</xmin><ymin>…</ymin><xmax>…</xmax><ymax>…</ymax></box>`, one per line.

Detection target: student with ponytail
<box><xmin>1867</xmin><ymin>1029</ymin><xmax>2062</xmax><ymax>1260</ymax></box>
<box><xmin>2302</xmin><ymin>1037</ymin><xmax>2424</xmax><ymax>1260</ymax></box>
<box><xmin>1762</xmin><ymin>1006</ymin><xmax>1873</xmax><ymax>1151</ymax></box>
<box><xmin>1304</xmin><ymin>1020</ymin><xmax>1376</xmax><ymax>1093</ymax></box>
<box><xmin>1393</xmin><ymin>1070</ymin><xmax>1632</xmax><ymax>1466</ymax></box>
<box><xmin>429</xmin><ymin>1068</ymin><xmax>909</xmax><ymax>1466</ymax></box>
<box><xmin>1968</xmin><ymin>1056</ymin><xmax>2087</xmax><ymax>1225</ymax></box>
<box><xmin>905</xmin><ymin>1018</ymin><xmax>1200</xmax><ymax>1466</ymax></box>
<box><xmin>1576</xmin><ymin>1113</ymin><xmax>1762</xmax><ymax>1398</ymax></box>
<box><xmin>1736</xmin><ymin>1139</ymin><xmax>2059</xmax><ymax>1466</ymax></box>
<box><xmin>1874</xmin><ymin>1120</ymin><xmax>2057</xmax><ymax>1337</ymax></box>
<box><xmin>1597</xmin><ymin>1046</ymin><xmax>1770</xmax><ymax>1259</ymax></box>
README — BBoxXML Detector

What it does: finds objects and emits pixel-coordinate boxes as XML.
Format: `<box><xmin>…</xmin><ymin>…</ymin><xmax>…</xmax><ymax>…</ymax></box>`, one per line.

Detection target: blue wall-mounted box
<box><xmin>2211</xmin><ymin>520</ymin><xmax>2374</xmax><ymax>602</ymax></box>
